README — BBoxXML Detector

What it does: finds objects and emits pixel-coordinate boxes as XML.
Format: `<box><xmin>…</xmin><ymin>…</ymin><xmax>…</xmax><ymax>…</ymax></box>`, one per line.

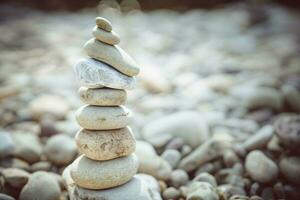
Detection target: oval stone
<box><xmin>70</xmin><ymin>154</ymin><xmax>139</xmax><ymax>189</ymax></box>
<box><xmin>78</xmin><ymin>87</ymin><xmax>126</xmax><ymax>106</ymax></box>
<box><xmin>95</xmin><ymin>17</ymin><xmax>112</xmax><ymax>32</ymax></box>
<box><xmin>75</xmin><ymin>105</ymin><xmax>131</xmax><ymax>130</ymax></box>
<box><xmin>75</xmin><ymin>127</ymin><xmax>136</xmax><ymax>160</ymax></box>
<box><xmin>93</xmin><ymin>26</ymin><xmax>120</xmax><ymax>45</ymax></box>
<box><xmin>84</xmin><ymin>38</ymin><xmax>139</xmax><ymax>76</ymax></box>
<box><xmin>74</xmin><ymin>58</ymin><xmax>136</xmax><ymax>90</ymax></box>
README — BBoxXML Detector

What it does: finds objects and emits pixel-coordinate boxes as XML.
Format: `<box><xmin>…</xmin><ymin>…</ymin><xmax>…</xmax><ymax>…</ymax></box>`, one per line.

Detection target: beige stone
<box><xmin>93</xmin><ymin>26</ymin><xmax>120</xmax><ymax>45</ymax></box>
<box><xmin>70</xmin><ymin>154</ymin><xmax>139</xmax><ymax>189</ymax></box>
<box><xmin>78</xmin><ymin>87</ymin><xmax>126</xmax><ymax>106</ymax></box>
<box><xmin>75</xmin><ymin>127</ymin><xmax>136</xmax><ymax>160</ymax></box>
<box><xmin>84</xmin><ymin>38</ymin><xmax>139</xmax><ymax>76</ymax></box>
<box><xmin>95</xmin><ymin>17</ymin><xmax>112</xmax><ymax>32</ymax></box>
<box><xmin>75</xmin><ymin>105</ymin><xmax>131</xmax><ymax>130</ymax></box>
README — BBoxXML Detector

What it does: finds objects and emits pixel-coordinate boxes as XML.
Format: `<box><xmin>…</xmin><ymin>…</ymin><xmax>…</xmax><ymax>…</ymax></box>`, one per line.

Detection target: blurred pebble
<box><xmin>30</xmin><ymin>161</ymin><xmax>51</xmax><ymax>172</ymax></box>
<box><xmin>169</xmin><ymin>169</ymin><xmax>189</xmax><ymax>188</ymax></box>
<box><xmin>0</xmin><ymin>193</ymin><xmax>16</xmax><ymax>200</ymax></box>
<box><xmin>161</xmin><ymin>149</ymin><xmax>181</xmax><ymax>169</ymax></box>
<box><xmin>193</xmin><ymin>172</ymin><xmax>217</xmax><ymax>187</ymax></box>
<box><xmin>12</xmin><ymin>133</ymin><xmax>42</xmax><ymax>164</ymax></box>
<box><xmin>279</xmin><ymin>156</ymin><xmax>300</xmax><ymax>184</ymax></box>
<box><xmin>0</xmin><ymin>132</ymin><xmax>14</xmax><ymax>158</ymax></box>
<box><xmin>44</xmin><ymin>134</ymin><xmax>76</xmax><ymax>166</ymax></box>
<box><xmin>245</xmin><ymin>150</ymin><xmax>278</xmax><ymax>183</ymax></box>
<box><xmin>163</xmin><ymin>187</ymin><xmax>181</xmax><ymax>200</ymax></box>
<box><xmin>19</xmin><ymin>171</ymin><xmax>61</xmax><ymax>200</ymax></box>
<box><xmin>187</xmin><ymin>182</ymin><xmax>219</xmax><ymax>200</ymax></box>
<box><xmin>2</xmin><ymin>168</ymin><xmax>30</xmax><ymax>189</ymax></box>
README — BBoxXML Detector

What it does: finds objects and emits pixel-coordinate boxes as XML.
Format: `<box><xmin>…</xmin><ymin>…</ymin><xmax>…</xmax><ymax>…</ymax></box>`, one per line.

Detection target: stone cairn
<box><xmin>63</xmin><ymin>17</ymin><xmax>140</xmax><ymax>198</ymax></box>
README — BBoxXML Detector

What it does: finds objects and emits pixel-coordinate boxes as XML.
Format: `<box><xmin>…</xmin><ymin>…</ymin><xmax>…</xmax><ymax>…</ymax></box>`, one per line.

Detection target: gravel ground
<box><xmin>0</xmin><ymin>2</ymin><xmax>300</xmax><ymax>200</ymax></box>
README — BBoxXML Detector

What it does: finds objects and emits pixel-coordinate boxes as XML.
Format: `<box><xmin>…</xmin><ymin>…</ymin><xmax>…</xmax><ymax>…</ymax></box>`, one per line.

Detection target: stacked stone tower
<box><xmin>63</xmin><ymin>17</ymin><xmax>140</xmax><ymax>197</ymax></box>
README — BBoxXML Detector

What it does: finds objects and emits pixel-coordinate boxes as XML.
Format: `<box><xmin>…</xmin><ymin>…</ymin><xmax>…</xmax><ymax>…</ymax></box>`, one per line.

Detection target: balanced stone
<box><xmin>63</xmin><ymin>168</ymin><xmax>162</xmax><ymax>200</ymax></box>
<box><xmin>93</xmin><ymin>26</ymin><xmax>120</xmax><ymax>45</ymax></box>
<box><xmin>78</xmin><ymin>87</ymin><xmax>126</xmax><ymax>106</ymax></box>
<box><xmin>74</xmin><ymin>58</ymin><xmax>136</xmax><ymax>90</ymax></box>
<box><xmin>84</xmin><ymin>38</ymin><xmax>139</xmax><ymax>76</ymax></box>
<box><xmin>75</xmin><ymin>105</ymin><xmax>131</xmax><ymax>130</ymax></box>
<box><xmin>70</xmin><ymin>154</ymin><xmax>139</xmax><ymax>189</ymax></box>
<box><xmin>95</xmin><ymin>17</ymin><xmax>112</xmax><ymax>32</ymax></box>
<box><xmin>75</xmin><ymin>127</ymin><xmax>136</xmax><ymax>160</ymax></box>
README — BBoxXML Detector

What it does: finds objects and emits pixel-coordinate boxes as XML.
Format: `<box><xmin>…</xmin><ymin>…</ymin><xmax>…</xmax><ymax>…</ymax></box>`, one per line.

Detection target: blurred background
<box><xmin>0</xmin><ymin>0</ymin><xmax>300</xmax><ymax>200</ymax></box>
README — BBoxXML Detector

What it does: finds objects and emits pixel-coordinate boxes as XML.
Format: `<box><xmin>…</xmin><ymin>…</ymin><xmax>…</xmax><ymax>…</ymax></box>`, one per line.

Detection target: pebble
<box><xmin>78</xmin><ymin>87</ymin><xmax>126</xmax><ymax>106</ymax></box>
<box><xmin>161</xmin><ymin>149</ymin><xmax>181</xmax><ymax>169</ymax></box>
<box><xmin>245</xmin><ymin>150</ymin><xmax>278</xmax><ymax>183</ymax></box>
<box><xmin>187</xmin><ymin>182</ymin><xmax>219</xmax><ymax>200</ymax></box>
<box><xmin>163</xmin><ymin>187</ymin><xmax>181</xmax><ymax>200</ymax></box>
<box><xmin>12</xmin><ymin>132</ymin><xmax>42</xmax><ymax>164</ymax></box>
<box><xmin>93</xmin><ymin>26</ymin><xmax>120</xmax><ymax>45</ymax></box>
<box><xmin>282</xmin><ymin>85</ymin><xmax>300</xmax><ymax>112</ymax></box>
<box><xmin>74</xmin><ymin>58</ymin><xmax>137</xmax><ymax>89</ymax></box>
<box><xmin>223</xmin><ymin>150</ymin><xmax>240</xmax><ymax>168</ymax></box>
<box><xmin>142</xmin><ymin>111</ymin><xmax>209</xmax><ymax>148</ymax></box>
<box><xmin>95</xmin><ymin>17</ymin><xmax>112</xmax><ymax>32</ymax></box>
<box><xmin>217</xmin><ymin>184</ymin><xmax>246</xmax><ymax>199</ymax></box>
<box><xmin>165</xmin><ymin>138</ymin><xmax>184</xmax><ymax>150</ymax></box>
<box><xmin>19</xmin><ymin>171</ymin><xmax>61</xmax><ymax>200</ymax></box>
<box><xmin>230</xmin><ymin>85</ymin><xmax>283</xmax><ymax>110</ymax></box>
<box><xmin>274</xmin><ymin>115</ymin><xmax>300</xmax><ymax>149</ymax></box>
<box><xmin>2</xmin><ymin>168</ymin><xmax>30</xmax><ymax>189</ymax></box>
<box><xmin>75</xmin><ymin>127</ymin><xmax>135</xmax><ymax>160</ymax></box>
<box><xmin>0</xmin><ymin>131</ymin><xmax>14</xmax><ymax>158</ymax></box>
<box><xmin>135</xmin><ymin>141</ymin><xmax>171</xmax><ymax>180</ymax></box>
<box><xmin>0</xmin><ymin>193</ymin><xmax>15</xmax><ymax>200</ymax></box>
<box><xmin>29</xmin><ymin>95</ymin><xmax>69</xmax><ymax>120</ymax></box>
<box><xmin>30</xmin><ymin>161</ymin><xmax>51</xmax><ymax>172</ymax></box>
<box><xmin>229</xmin><ymin>195</ymin><xmax>249</xmax><ymax>200</ymax></box>
<box><xmin>169</xmin><ymin>169</ymin><xmax>189</xmax><ymax>188</ymax></box>
<box><xmin>75</xmin><ymin>105</ymin><xmax>131</xmax><ymax>130</ymax></box>
<box><xmin>70</xmin><ymin>154</ymin><xmax>138</xmax><ymax>189</ymax></box>
<box><xmin>279</xmin><ymin>156</ymin><xmax>300</xmax><ymax>184</ymax></box>
<box><xmin>193</xmin><ymin>173</ymin><xmax>217</xmax><ymax>187</ymax></box>
<box><xmin>241</xmin><ymin>125</ymin><xmax>274</xmax><ymax>151</ymax></box>
<box><xmin>64</xmin><ymin>167</ymin><xmax>162</xmax><ymax>200</ymax></box>
<box><xmin>179</xmin><ymin>139</ymin><xmax>230</xmax><ymax>172</ymax></box>
<box><xmin>44</xmin><ymin>134</ymin><xmax>77</xmax><ymax>166</ymax></box>
<box><xmin>84</xmin><ymin>38</ymin><xmax>140</xmax><ymax>76</ymax></box>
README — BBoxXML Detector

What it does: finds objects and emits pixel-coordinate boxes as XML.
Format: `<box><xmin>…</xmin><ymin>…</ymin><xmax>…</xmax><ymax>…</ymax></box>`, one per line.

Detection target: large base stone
<box><xmin>63</xmin><ymin>166</ymin><xmax>162</xmax><ymax>200</ymax></box>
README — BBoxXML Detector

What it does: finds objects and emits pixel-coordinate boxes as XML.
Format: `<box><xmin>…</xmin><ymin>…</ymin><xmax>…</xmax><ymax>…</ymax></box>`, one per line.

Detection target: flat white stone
<box><xmin>93</xmin><ymin>26</ymin><xmax>120</xmax><ymax>45</ymax></box>
<box><xmin>78</xmin><ymin>87</ymin><xmax>126</xmax><ymax>106</ymax></box>
<box><xmin>75</xmin><ymin>105</ymin><xmax>131</xmax><ymax>130</ymax></box>
<box><xmin>74</xmin><ymin>58</ymin><xmax>136</xmax><ymax>90</ymax></box>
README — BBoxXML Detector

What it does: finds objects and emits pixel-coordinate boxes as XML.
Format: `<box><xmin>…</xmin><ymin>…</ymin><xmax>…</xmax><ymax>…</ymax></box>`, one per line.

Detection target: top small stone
<box><xmin>96</xmin><ymin>17</ymin><xmax>112</xmax><ymax>32</ymax></box>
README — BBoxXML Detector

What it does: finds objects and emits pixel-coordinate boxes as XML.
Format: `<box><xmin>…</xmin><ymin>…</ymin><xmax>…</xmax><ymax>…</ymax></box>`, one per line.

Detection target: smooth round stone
<box><xmin>279</xmin><ymin>156</ymin><xmax>300</xmax><ymax>184</ymax></box>
<box><xmin>245</xmin><ymin>150</ymin><xmax>278</xmax><ymax>183</ymax></box>
<box><xmin>93</xmin><ymin>26</ymin><xmax>120</xmax><ymax>45</ymax></box>
<box><xmin>0</xmin><ymin>131</ymin><xmax>14</xmax><ymax>158</ymax></box>
<box><xmin>70</xmin><ymin>154</ymin><xmax>139</xmax><ymax>189</ymax></box>
<box><xmin>95</xmin><ymin>17</ymin><xmax>112</xmax><ymax>32</ymax></box>
<box><xmin>75</xmin><ymin>105</ymin><xmax>131</xmax><ymax>130</ymax></box>
<box><xmin>75</xmin><ymin>127</ymin><xmax>136</xmax><ymax>161</ymax></box>
<box><xmin>2</xmin><ymin>168</ymin><xmax>30</xmax><ymax>188</ymax></box>
<box><xmin>84</xmin><ymin>38</ymin><xmax>139</xmax><ymax>76</ymax></box>
<box><xmin>78</xmin><ymin>87</ymin><xmax>126</xmax><ymax>106</ymax></box>
<box><xmin>19</xmin><ymin>171</ymin><xmax>61</xmax><ymax>200</ymax></box>
<box><xmin>187</xmin><ymin>182</ymin><xmax>219</xmax><ymax>200</ymax></box>
<box><xmin>44</xmin><ymin>134</ymin><xmax>77</xmax><ymax>166</ymax></box>
<box><xmin>63</xmin><ymin>168</ymin><xmax>162</xmax><ymax>200</ymax></box>
<box><xmin>74</xmin><ymin>58</ymin><xmax>136</xmax><ymax>90</ymax></box>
